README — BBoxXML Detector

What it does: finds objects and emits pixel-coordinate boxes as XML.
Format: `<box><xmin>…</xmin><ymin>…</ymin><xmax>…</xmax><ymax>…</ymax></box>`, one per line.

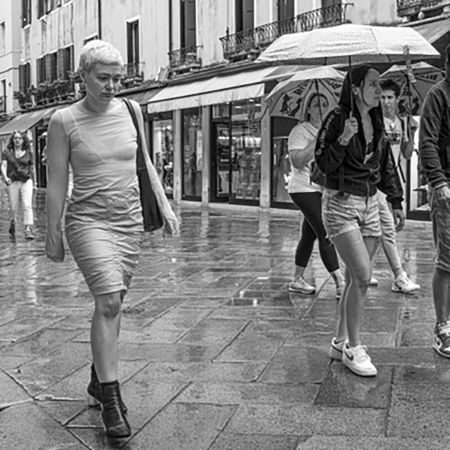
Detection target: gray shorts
<box><xmin>429</xmin><ymin>186</ymin><xmax>450</xmax><ymax>273</ymax></box>
<box><xmin>322</xmin><ymin>188</ymin><xmax>381</xmax><ymax>240</ymax></box>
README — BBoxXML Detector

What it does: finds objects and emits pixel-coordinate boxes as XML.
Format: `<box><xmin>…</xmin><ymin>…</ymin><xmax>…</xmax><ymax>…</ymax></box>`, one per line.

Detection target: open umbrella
<box><xmin>381</xmin><ymin>62</ymin><xmax>444</xmax><ymax>115</ymax></box>
<box><xmin>256</xmin><ymin>23</ymin><xmax>440</xmax><ymax>66</ymax></box>
<box><xmin>265</xmin><ymin>66</ymin><xmax>345</xmax><ymax>121</ymax></box>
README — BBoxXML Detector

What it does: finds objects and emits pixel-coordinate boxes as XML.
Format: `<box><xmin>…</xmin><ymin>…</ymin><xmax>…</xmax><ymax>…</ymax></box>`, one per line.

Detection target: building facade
<box><xmin>1</xmin><ymin>0</ymin><xmax>449</xmax><ymax>217</ymax></box>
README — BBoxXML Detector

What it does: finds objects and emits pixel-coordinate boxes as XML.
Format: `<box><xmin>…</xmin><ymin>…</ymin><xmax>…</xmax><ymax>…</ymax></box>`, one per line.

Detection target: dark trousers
<box><xmin>290</xmin><ymin>191</ymin><xmax>339</xmax><ymax>273</ymax></box>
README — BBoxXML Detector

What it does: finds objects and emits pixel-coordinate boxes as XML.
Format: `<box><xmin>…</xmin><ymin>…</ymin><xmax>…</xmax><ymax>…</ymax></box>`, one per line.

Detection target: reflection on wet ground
<box><xmin>0</xmin><ymin>188</ymin><xmax>448</xmax><ymax>449</ymax></box>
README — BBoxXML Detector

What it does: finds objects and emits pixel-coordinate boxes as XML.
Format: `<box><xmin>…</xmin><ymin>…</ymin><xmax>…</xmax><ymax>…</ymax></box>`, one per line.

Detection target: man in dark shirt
<box><xmin>419</xmin><ymin>44</ymin><xmax>450</xmax><ymax>358</ymax></box>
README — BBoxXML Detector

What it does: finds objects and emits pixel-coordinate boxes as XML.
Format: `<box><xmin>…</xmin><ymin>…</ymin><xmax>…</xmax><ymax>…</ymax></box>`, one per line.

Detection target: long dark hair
<box><xmin>339</xmin><ymin>65</ymin><xmax>384</xmax><ymax>133</ymax></box>
<box><xmin>7</xmin><ymin>130</ymin><xmax>31</xmax><ymax>151</ymax></box>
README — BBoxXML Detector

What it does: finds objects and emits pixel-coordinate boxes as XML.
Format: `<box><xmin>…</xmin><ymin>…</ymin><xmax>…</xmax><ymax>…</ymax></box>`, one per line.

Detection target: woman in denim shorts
<box><xmin>314</xmin><ymin>66</ymin><xmax>404</xmax><ymax>377</ymax></box>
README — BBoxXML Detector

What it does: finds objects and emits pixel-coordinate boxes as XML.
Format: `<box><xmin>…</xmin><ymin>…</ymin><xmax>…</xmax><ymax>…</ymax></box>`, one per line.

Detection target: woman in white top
<box><xmin>45</xmin><ymin>40</ymin><xmax>179</xmax><ymax>438</ymax></box>
<box><xmin>287</xmin><ymin>93</ymin><xmax>344</xmax><ymax>298</ymax></box>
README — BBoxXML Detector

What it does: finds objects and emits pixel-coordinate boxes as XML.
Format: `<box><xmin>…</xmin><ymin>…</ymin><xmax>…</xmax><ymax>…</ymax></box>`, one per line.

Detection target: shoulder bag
<box><xmin>123</xmin><ymin>98</ymin><xmax>164</xmax><ymax>232</ymax></box>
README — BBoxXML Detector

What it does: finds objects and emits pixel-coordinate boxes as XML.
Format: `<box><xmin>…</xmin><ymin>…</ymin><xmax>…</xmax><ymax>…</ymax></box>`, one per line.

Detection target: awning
<box><xmin>0</xmin><ymin>107</ymin><xmax>57</xmax><ymax>137</ymax></box>
<box><xmin>411</xmin><ymin>17</ymin><xmax>450</xmax><ymax>45</ymax></box>
<box><xmin>117</xmin><ymin>87</ymin><xmax>163</xmax><ymax>105</ymax></box>
<box><xmin>147</xmin><ymin>66</ymin><xmax>281</xmax><ymax>113</ymax></box>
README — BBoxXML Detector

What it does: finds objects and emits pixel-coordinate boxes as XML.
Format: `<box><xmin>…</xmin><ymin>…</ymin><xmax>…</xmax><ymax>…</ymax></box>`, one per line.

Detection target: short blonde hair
<box><xmin>78</xmin><ymin>39</ymin><xmax>123</xmax><ymax>73</ymax></box>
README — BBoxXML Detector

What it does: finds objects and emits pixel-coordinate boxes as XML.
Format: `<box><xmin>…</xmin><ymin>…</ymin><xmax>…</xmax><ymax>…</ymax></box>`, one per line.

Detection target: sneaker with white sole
<box><xmin>342</xmin><ymin>344</ymin><xmax>377</xmax><ymax>377</ymax></box>
<box><xmin>288</xmin><ymin>277</ymin><xmax>315</xmax><ymax>294</ymax></box>
<box><xmin>329</xmin><ymin>337</ymin><xmax>347</xmax><ymax>361</ymax></box>
<box><xmin>433</xmin><ymin>322</ymin><xmax>450</xmax><ymax>358</ymax></box>
<box><xmin>392</xmin><ymin>272</ymin><xmax>420</xmax><ymax>294</ymax></box>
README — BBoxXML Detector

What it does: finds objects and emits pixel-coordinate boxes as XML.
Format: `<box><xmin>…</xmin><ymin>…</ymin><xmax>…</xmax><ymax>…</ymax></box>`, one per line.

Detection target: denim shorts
<box><xmin>429</xmin><ymin>185</ymin><xmax>450</xmax><ymax>273</ymax></box>
<box><xmin>322</xmin><ymin>188</ymin><xmax>381</xmax><ymax>239</ymax></box>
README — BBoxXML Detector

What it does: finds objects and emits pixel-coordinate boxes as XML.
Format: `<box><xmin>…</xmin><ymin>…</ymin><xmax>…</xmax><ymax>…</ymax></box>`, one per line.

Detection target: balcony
<box><xmin>397</xmin><ymin>0</ymin><xmax>450</xmax><ymax>19</ymax></box>
<box><xmin>14</xmin><ymin>79</ymin><xmax>76</xmax><ymax>110</ymax></box>
<box><xmin>122</xmin><ymin>62</ymin><xmax>145</xmax><ymax>88</ymax></box>
<box><xmin>168</xmin><ymin>45</ymin><xmax>202</xmax><ymax>76</ymax></box>
<box><xmin>220</xmin><ymin>3</ymin><xmax>352</xmax><ymax>62</ymax></box>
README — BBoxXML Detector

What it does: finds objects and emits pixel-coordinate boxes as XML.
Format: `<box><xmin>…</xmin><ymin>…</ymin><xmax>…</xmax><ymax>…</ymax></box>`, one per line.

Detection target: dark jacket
<box><xmin>1</xmin><ymin>148</ymin><xmax>34</xmax><ymax>183</ymax></box>
<box><xmin>419</xmin><ymin>77</ymin><xmax>450</xmax><ymax>190</ymax></box>
<box><xmin>314</xmin><ymin>105</ymin><xmax>404</xmax><ymax>209</ymax></box>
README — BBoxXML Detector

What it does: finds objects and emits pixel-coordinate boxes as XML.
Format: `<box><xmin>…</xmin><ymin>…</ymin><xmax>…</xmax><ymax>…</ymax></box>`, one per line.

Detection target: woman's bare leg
<box><xmin>90</xmin><ymin>291</ymin><xmax>122</xmax><ymax>382</ymax></box>
<box><xmin>333</xmin><ymin>230</ymin><xmax>379</xmax><ymax>346</ymax></box>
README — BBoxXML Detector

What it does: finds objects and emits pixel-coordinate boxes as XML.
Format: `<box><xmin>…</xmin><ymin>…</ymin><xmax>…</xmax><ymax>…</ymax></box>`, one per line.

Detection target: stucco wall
<box><xmin>0</xmin><ymin>1</ymin><xmax>21</xmax><ymax>112</ymax></box>
<box><xmin>101</xmin><ymin>0</ymin><xmax>171</xmax><ymax>80</ymax></box>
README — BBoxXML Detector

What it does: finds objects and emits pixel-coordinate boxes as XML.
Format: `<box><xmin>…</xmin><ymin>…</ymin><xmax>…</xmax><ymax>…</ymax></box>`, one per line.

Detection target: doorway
<box><xmin>211</xmin><ymin>121</ymin><xmax>231</xmax><ymax>202</ymax></box>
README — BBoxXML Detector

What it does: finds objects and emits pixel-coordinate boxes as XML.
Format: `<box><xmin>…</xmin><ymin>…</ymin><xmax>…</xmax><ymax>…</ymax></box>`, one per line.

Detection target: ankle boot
<box><xmin>100</xmin><ymin>381</ymin><xmax>131</xmax><ymax>438</ymax></box>
<box><xmin>87</xmin><ymin>364</ymin><xmax>128</xmax><ymax>413</ymax></box>
<box><xmin>8</xmin><ymin>220</ymin><xmax>15</xmax><ymax>236</ymax></box>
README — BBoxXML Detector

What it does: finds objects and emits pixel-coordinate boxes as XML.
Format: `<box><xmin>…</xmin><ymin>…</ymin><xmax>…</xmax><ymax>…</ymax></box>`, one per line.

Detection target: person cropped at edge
<box><xmin>314</xmin><ymin>65</ymin><xmax>405</xmax><ymax>377</ymax></box>
<box><xmin>287</xmin><ymin>92</ymin><xmax>345</xmax><ymax>299</ymax></box>
<box><xmin>369</xmin><ymin>78</ymin><xmax>420</xmax><ymax>294</ymax></box>
<box><xmin>1</xmin><ymin>131</ymin><xmax>36</xmax><ymax>240</ymax></box>
<box><xmin>418</xmin><ymin>43</ymin><xmax>450</xmax><ymax>359</ymax></box>
<box><xmin>45</xmin><ymin>40</ymin><xmax>179</xmax><ymax>439</ymax></box>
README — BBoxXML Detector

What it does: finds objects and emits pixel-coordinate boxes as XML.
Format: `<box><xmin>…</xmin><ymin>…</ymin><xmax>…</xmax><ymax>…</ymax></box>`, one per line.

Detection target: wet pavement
<box><xmin>0</xmin><ymin>186</ymin><xmax>446</xmax><ymax>449</ymax></box>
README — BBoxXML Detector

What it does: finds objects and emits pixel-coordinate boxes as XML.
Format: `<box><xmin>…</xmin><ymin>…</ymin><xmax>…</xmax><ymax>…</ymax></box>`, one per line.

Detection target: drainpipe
<box><xmin>98</xmin><ymin>0</ymin><xmax>102</xmax><ymax>39</ymax></box>
<box><xmin>168</xmin><ymin>0</ymin><xmax>173</xmax><ymax>54</ymax></box>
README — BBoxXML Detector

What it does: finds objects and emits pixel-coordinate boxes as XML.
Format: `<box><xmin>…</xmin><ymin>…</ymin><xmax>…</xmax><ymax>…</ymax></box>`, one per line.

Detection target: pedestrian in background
<box><xmin>369</xmin><ymin>79</ymin><xmax>420</xmax><ymax>294</ymax></box>
<box><xmin>287</xmin><ymin>92</ymin><xmax>345</xmax><ymax>299</ymax></box>
<box><xmin>1</xmin><ymin>130</ymin><xmax>35</xmax><ymax>240</ymax></box>
<box><xmin>315</xmin><ymin>65</ymin><xmax>404</xmax><ymax>377</ymax></box>
<box><xmin>45</xmin><ymin>39</ymin><xmax>179</xmax><ymax>439</ymax></box>
<box><xmin>419</xmin><ymin>43</ymin><xmax>450</xmax><ymax>358</ymax></box>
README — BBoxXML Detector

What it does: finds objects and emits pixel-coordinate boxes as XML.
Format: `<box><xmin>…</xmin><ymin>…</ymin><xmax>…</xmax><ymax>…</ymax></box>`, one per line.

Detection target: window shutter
<box><xmin>57</xmin><ymin>48</ymin><xmax>65</xmax><ymax>79</ymax></box>
<box><xmin>36</xmin><ymin>58</ymin><xmax>42</xmax><ymax>84</ymax></box>
<box><xmin>19</xmin><ymin>64</ymin><xmax>26</xmax><ymax>92</ymax></box>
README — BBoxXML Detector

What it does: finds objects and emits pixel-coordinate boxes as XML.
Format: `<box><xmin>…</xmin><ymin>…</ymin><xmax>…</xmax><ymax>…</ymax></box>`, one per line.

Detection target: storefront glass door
<box><xmin>212</xmin><ymin>122</ymin><xmax>231</xmax><ymax>201</ymax></box>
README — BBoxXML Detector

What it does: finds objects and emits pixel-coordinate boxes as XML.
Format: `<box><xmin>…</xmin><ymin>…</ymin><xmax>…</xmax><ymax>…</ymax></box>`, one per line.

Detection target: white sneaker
<box><xmin>329</xmin><ymin>337</ymin><xmax>347</xmax><ymax>361</ymax></box>
<box><xmin>288</xmin><ymin>277</ymin><xmax>315</xmax><ymax>294</ymax></box>
<box><xmin>342</xmin><ymin>344</ymin><xmax>377</xmax><ymax>377</ymax></box>
<box><xmin>369</xmin><ymin>277</ymin><xmax>378</xmax><ymax>286</ymax></box>
<box><xmin>392</xmin><ymin>272</ymin><xmax>420</xmax><ymax>294</ymax></box>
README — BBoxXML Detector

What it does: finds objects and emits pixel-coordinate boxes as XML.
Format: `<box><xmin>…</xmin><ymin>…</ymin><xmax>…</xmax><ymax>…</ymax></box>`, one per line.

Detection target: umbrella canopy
<box><xmin>381</xmin><ymin>62</ymin><xmax>444</xmax><ymax>115</ymax></box>
<box><xmin>265</xmin><ymin>66</ymin><xmax>345</xmax><ymax>121</ymax></box>
<box><xmin>257</xmin><ymin>24</ymin><xmax>440</xmax><ymax>66</ymax></box>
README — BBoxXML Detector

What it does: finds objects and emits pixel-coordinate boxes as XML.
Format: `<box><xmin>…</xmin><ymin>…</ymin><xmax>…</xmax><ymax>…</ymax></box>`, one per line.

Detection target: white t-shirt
<box><xmin>384</xmin><ymin>115</ymin><xmax>407</xmax><ymax>188</ymax></box>
<box><xmin>287</xmin><ymin>121</ymin><xmax>321</xmax><ymax>194</ymax></box>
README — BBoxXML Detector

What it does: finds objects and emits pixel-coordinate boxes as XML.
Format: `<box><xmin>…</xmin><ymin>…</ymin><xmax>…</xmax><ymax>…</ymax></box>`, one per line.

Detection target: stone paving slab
<box><xmin>0</xmin><ymin>193</ymin><xmax>447</xmax><ymax>448</ymax></box>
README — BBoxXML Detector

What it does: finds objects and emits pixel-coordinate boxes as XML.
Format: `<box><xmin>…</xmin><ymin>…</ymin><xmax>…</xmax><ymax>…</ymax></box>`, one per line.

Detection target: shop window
<box><xmin>230</xmin><ymin>99</ymin><xmax>262</xmax><ymax>202</ymax></box>
<box><xmin>151</xmin><ymin>113</ymin><xmax>174</xmax><ymax>197</ymax></box>
<box><xmin>22</xmin><ymin>0</ymin><xmax>32</xmax><ymax>27</ymax></box>
<box><xmin>182</xmin><ymin>108</ymin><xmax>202</xmax><ymax>200</ymax></box>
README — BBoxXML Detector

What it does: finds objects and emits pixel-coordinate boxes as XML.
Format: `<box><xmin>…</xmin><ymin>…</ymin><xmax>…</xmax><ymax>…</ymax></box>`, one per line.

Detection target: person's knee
<box><xmin>95</xmin><ymin>294</ymin><xmax>122</xmax><ymax>319</ymax></box>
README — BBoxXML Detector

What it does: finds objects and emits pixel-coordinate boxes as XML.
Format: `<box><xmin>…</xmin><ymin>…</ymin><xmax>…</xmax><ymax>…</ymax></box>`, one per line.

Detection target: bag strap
<box><xmin>123</xmin><ymin>98</ymin><xmax>145</xmax><ymax>170</ymax></box>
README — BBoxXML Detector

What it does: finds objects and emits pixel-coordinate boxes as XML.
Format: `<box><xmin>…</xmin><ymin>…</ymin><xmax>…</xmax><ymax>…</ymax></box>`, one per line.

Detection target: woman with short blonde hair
<box><xmin>46</xmin><ymin>39</ymin><xmax>179</xmax><ymax>438</ymax></box>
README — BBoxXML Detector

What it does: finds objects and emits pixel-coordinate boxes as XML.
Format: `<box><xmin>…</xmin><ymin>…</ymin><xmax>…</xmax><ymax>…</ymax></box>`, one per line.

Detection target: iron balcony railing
<box><xmin>168</xmin><ymin>45</ymin><xmax>202</xmax><ymax>70</ymax></box>
<box><xmin>397</xmin><ymin>0</ymin><xmax>448</xmax><ymax>15</ymax></box>
<box><xmin>220</xmin><ymin>3</ymin><xmax>352</xmax><ymax>61</ymax></box>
